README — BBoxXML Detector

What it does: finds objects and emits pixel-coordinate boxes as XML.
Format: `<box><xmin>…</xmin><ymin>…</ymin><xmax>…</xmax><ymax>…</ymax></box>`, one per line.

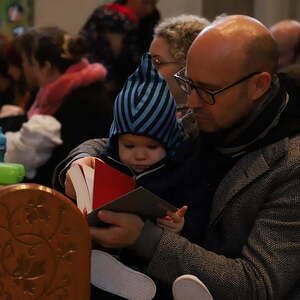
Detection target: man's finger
<box><xmin>97</xmin><ymin>210</ymin><xmax>123</xmax><ymax>226</ymax></box>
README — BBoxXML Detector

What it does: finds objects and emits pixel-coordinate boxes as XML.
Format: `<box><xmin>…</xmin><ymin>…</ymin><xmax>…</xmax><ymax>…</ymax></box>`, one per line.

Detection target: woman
<box><xmin>149</xmin><ymin>14</ymin><xmax>209</xmax><ymax>117</ymax></box>
<box><xmin>11</xmin><ymin>26</ymin><xmax>114</xmax><ymax>186</ymax></box>
<box><xmin>5</xmin><ymin>40</ymin><xmax>36</xmax><ymax>114</ymax></box>
<box><xmin>0</xmin><ymin>36</ymin><xmax>14</xmax><ymax>108</ymax></box>
<box><xmin>0</xmin><ymin>39</ymin><xmax>38</xmax><ymax>133</ymax></box>
<box><xmin>81</xmin><ymin>0</ymin><xmax>158</xmax><ymax>94</ymax></box>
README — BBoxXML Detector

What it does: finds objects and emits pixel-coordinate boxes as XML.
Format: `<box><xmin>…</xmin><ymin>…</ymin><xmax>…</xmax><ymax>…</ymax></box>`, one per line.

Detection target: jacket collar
<box><xmin>209</xmin><ymin>136</ymin><xmax>288</xmax><ymax>227</ymax></box>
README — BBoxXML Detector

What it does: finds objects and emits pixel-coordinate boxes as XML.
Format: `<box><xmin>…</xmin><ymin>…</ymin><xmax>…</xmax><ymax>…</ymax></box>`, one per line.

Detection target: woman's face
<box><xmin>28</xmin><ymin>56</ymin><xmax>60</xmax><ymax>87</ymax></box>
<box><xmin>149</xmin><ymin>36</ymin><xmax>186</xmax><ymax>106</ymax></box>
<box><xmin>30</xmin><ymin>57</ymin><xmax>48</xmax><ymax>87</ymax></box>
<box><xmin>21</xmin><ymin>53</ymin><xmax>39</xmax><ymax>88</ymax></box>
<box><xmin>8</xmin><ymin>65</ymin><xmax>22</xmax><ymax>81</ymax></box>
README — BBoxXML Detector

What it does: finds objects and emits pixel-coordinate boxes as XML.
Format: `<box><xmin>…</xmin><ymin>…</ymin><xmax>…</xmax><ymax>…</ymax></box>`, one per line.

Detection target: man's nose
<box><xmin>187</xmin><ymin>89</ymin><xmax>204</xmax><ymax>108</ymax></box>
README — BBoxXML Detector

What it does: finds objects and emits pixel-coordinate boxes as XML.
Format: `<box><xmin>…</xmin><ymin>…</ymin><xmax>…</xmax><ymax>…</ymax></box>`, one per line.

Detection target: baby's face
<box><xmin>118</xmin><ymin>134</ymin><xmax>166</xmax><ymax>173</ymax></box>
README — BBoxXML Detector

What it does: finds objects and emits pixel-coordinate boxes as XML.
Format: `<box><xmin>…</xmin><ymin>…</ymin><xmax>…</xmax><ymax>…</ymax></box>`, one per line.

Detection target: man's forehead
<box><xmin>186</xmin><ymin>37</ymin><xmax>246</xmax><ymax>86</ymax></box>
<box><xmin>188</xmin><ymin>30</ymin><xmax>241</xmax><ymax>63</ymax></box>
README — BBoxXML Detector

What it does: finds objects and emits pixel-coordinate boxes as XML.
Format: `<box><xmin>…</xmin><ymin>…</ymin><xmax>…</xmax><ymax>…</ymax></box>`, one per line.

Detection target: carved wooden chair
<box><xmin>0</xmin><ymin>183</ymin><xmax>91</xmax><ymax>300</ymax></box>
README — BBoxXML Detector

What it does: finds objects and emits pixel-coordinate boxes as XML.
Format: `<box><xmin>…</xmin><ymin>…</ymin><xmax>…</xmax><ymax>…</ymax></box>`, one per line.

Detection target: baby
<box><xmin>67</xmin><ymin>53</ymin><xmax>187</xmax><ymax>233</ymax></box>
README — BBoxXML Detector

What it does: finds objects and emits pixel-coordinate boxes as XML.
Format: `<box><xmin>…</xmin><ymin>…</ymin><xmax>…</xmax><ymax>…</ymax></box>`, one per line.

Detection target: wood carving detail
<box><xmin>0</xmin><ymin>189</ymin><xmax>83</xmax><ymax>299</ymax></box>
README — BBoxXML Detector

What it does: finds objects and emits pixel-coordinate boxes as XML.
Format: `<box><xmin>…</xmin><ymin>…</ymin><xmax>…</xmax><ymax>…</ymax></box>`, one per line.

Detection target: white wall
<box><xmin>157</xmin><ymin>0</ymin><xmax>202</xmax><ymax>19</ymax></box>
<box><xmin>35</xmin><ymin>0</ymin><xmax>203</xmax><ymax>35</ymax></box>
<box><xmin>34</xmin><ymin>0</ymin><xmax>300</xmax><ymax>35</ymax></box>
<box><xmin>35</xmin><ymin>0</ymin><xmax>107</xmax><ymax>34</ymax></box>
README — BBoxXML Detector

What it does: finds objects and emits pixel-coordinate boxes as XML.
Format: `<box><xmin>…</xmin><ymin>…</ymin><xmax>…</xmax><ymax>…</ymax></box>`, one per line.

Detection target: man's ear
<box><xmin>249</xmin><ymin>72</ymin><xmax>272</xmax><ymax>102</ymax></box>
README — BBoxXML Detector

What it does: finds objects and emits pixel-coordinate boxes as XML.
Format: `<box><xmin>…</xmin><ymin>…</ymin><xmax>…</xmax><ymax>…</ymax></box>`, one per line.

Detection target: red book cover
<box><xmin>92</xmin><ymin>158</ymin><xmax>136</xmax><ymax>209</ymax></box>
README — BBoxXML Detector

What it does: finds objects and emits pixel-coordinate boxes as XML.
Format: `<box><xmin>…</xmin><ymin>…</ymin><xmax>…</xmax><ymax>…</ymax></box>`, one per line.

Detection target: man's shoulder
<box><xmin>249</xmin><ymin>134</ymin><xmax>300</xmax><ymax>167</ymax></box>
<box><xmin>265</xmin><ymin>134</ymin><xmax>300</xmax><ymax>155</ymax></box>
<box><xmin>285</xmin><ymin>134</ymin><xmax>300</xmax><ymax>159</ymax></box>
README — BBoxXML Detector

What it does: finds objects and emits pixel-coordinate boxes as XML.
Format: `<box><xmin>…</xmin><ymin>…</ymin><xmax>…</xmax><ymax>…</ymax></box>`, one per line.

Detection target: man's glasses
<box><xmin>173</xmin><ymin>68</ymin><xmax>261</xmax><ymax>105</ymax></box>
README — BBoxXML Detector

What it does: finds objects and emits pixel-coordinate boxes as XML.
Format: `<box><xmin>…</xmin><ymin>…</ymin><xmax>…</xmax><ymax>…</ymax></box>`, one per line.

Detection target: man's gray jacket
<box><xmin>52</xmin><ymin>73</ymin><xmax>300</xmax><ymax>299</ymax></box>
<box><xmin>142</xmin><ymin>134</ymin><xmax>300</xmax><ymax>299</ymax></box>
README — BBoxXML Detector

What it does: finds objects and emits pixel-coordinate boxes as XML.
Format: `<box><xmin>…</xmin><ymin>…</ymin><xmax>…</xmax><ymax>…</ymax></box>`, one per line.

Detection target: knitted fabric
<box><xmin>109</xmin><ymin>53</ymin><xmax>183</xmax><ymax>152</ymax></box>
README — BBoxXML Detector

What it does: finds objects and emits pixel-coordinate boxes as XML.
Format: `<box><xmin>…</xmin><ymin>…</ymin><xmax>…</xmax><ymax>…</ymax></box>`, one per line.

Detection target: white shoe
<box><xmin>91</xmin><ymin>249</ymin><xmax>156</xmax><ymax>300</ymax></box>
<box><xmin>172</xmin><ymin>274</ymin><xmax>213</xmax><ymax>300</ymax></box>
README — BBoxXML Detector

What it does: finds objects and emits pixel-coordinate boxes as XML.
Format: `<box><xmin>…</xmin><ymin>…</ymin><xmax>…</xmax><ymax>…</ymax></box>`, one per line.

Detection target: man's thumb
<box><xmin>97</xmin><ymin>210</ymin><xmax>120</xmax><ymax>225</ymax></box>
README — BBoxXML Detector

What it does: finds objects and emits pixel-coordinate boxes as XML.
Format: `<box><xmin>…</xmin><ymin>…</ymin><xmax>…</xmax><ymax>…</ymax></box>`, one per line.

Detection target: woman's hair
<box><xmin>5</xmin><ymin>40</ymin><xmax>23</xmax><ymax>69</ymax></box>
<box><xmin>0</xmin><ymin>35</ymin><xmax>10</xmax><ymax>77</ymax></box>
<box><xmin>17</xmin><ymin>26</ymin><xmax>88</xmax><ymax>73</ymax></box>
<box><xmin>154</xmin><ymin>14</ymin><xmax>210</xmax><ymax>64</ymax></box>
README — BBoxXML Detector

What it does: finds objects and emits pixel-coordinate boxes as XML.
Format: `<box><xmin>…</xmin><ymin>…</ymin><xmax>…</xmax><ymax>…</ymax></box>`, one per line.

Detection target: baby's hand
<box><xmin>156</xmin><ymin>206</ymin><xmax>188</xmax><ymax>233</ymax></box>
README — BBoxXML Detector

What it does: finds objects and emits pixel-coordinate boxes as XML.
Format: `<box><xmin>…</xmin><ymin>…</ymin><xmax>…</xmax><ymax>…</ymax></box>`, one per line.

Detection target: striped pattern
<box><xmin>110</xmin><ymin>53</ymin><xmax>183</xmax><ymax>152</ymax></box>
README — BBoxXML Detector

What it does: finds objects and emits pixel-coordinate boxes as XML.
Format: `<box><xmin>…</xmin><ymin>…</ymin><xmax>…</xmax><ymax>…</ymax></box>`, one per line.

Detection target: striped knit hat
<box><xmin>109</xmin><ymin>53</ymin><xmax>183</xmax><ymax>153</ymax></box>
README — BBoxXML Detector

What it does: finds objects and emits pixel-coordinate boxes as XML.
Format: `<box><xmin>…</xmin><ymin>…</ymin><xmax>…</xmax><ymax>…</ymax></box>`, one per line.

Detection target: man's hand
<box><xmin>90</xmin><ymin>210</ymin><xmax>144</xmax><ymax>248</ymax></box>
<box><xmin>64</xmin><ymin>156</ymin><xmax>96</xmax><ymax>199</ymax></box>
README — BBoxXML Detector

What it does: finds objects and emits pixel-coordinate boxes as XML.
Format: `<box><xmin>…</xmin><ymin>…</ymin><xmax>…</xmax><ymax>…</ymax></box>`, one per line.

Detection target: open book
<box><xmin>67</xmin><ymin>158</ymin><xmax>177</xmax><ymax>226</ymax></box>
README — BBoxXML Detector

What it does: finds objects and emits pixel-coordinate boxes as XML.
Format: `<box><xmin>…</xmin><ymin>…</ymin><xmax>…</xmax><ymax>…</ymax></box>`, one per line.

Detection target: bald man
<box><xmin>270</xmin><ymin>19</ymin><xmax>300</xmax><ymax>69</ymax></box>
<box><xmin>54</xmin><ymin>15</ymin><xmax>300</xmax><ymax>299</ymax></box>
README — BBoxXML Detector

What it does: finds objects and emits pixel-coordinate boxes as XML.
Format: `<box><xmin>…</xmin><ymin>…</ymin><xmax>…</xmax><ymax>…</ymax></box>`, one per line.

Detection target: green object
<box><xmin>0</xmin><ymin>162</ymin><xmax>25</xmax><ymax>184</ymax></box>
<box><xmin>0</xmin><ymin>0</ymin><xmax>34</xmax><ymax>37</ymax></box>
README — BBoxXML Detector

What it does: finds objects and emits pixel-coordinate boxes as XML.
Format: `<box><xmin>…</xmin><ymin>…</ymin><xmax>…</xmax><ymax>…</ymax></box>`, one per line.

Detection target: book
<box><xmin>67</xmin><ymin>158</ymin><xmax>177</xmax><ymax>226</ymax></box>
<box><xmin>92</xmin><ymin>158</ymin><xmax>136</xmax><ymax>210</ymax></box>
<box><xmin>67</xmin><ymin>158</ymin><xmax>135</xmax><ymax>214</ymax></box>
<box><xmin>67</xmin><ymin>163</ymin><xmax>94</xmax><ymax>214</ymax></box>
<box><xmin>87</xmin><ymin>186</ymin><xmax>178</xmax><ymax>227</ymax></box>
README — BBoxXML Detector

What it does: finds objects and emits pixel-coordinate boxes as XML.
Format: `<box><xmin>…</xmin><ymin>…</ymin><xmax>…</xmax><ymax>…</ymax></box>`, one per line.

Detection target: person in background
<box><xmin>150</xmin><ymin>14</ymin><xmax>209</xmax><ymax>118</ymax></box>
<box><xmin>270</xmin><ymin>20</ymin><xmax>300</xmax><ymax>86</ymax></box>
<box><xmin>80</xmin><ymin>0</ymin><xmax>158</xmax><ymax>95</ymax></box>
<box><xmin>2</xmin><ymin>41</ymin><xmax>36</xmax><ymax>115</ymax></box>
<box><xmin>270</xmin><ymin>19</ymin><xmax>300</xmax><ymax>69</ymax></box>
<box><xmin>136</xmin><ymin>5</ymin><xmax>161</xmax><ymax>55</ymax></box>
<box><xmin>74</xmin><ymin>15</ymin><xmax>300</xmax><ymax>299</ymax></box>
<box><xmin>0</xmin><ymin>40</ymin><xmax>14</xmax><ymax>109</ymax></box>
<box><xmin>8</xmin><ymin>26</ymin><xmax>114</xmax><ymax>186</ymax></box>
<box><xmin>0</xmin><ymin>37</ymin><xmax>39</xmax><ymax>133</ymax></box>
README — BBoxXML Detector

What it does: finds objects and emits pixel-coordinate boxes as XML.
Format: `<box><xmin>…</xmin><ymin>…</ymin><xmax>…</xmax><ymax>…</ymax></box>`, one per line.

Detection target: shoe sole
<box><xmin>172</xmin><ymin>274</ymin><xmax>213</xmax><ymax>300</ymax></box>
<box><xmin>91</xmin><ymin>249</ymin><xmax>156</xmax><ymax>299</ymax></box>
